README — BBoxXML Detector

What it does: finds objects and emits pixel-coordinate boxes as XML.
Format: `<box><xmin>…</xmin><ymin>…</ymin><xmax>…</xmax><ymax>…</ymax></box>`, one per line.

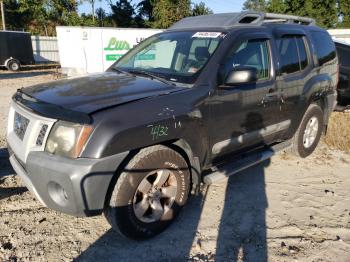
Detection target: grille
<box><xmin>36</xmin><ymin>124</ymin><xmax>48</xmax><ymax>146</ymax></box>
<box><xmin>14</xmin><ymin>112</ymin><xmax>30</xmax><ymax>140</ymax></box>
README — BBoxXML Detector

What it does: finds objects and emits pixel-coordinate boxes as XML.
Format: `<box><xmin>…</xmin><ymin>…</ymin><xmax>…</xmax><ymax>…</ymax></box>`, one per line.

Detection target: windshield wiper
<box><xmin>128</xmin><ymin>70</ymin><xmax>177</xmax><ymax>86</ymax></box>
<box><xmin>110</xmin><ymin>67</ymin><xmax>131</xmax><ymax>75</ymax></box>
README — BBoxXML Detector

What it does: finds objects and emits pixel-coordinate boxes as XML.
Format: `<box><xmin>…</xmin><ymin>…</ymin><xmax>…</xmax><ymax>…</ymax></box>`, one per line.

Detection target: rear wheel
<box><xmin>6</xmin><ymin>59</ymin><xmax>21</xmax><ymax>72</ymax></box>
<box><xmin>104</xmin><ymin>145</ymin><xmax>191</xmax><ymax>239</ymax></box>
<box><xmin>291</xmin><ymin>104</ymin><xmax>324</xmax><ymax>158</ymax></box>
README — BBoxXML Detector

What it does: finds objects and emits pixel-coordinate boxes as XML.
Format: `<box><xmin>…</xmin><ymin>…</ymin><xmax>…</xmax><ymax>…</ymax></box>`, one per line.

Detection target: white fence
<box><xmin>328</xmin><ymin>29</ymin><xmax>350</xmax><ymax>45</ymax></box>
<box><xmin>31</xmin><ymin>36</ymin><xmax>59</xmax><ymax>63</ymax></box>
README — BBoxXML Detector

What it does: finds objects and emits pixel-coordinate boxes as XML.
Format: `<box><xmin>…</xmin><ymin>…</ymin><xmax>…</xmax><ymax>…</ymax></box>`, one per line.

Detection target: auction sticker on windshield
<box><xmin>192</xmin><ymin>32</ymin><xmax>223</xmax><ymax>38</ymax></box>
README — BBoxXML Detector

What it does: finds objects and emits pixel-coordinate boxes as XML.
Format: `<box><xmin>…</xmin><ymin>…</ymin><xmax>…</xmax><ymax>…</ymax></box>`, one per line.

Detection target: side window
<box><xmin>277</xmin><ymin>36</ymin><xmax>309</xmax><ymax>75</ymax></box>
<box><xmin>226</xmin><ymin>39</ymin><xmax>270</xmax><ymax>80</ymax></box>
<box><xmin>277</xmin><ymin>37</ymin><xmax>299</xmax><ymax>75</ymax></box>
<box><xmin>310</xmin><ymin>31</ymin><xmax>336</xmax><ymax>66</ymax></box>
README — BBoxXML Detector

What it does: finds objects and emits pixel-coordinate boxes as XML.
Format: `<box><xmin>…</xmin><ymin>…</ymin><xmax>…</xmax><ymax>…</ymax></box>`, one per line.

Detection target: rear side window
<box><xmin>277</xmin><ymin>36</ymin><xmax>309</xmax><ymax>75</ymax></box>
<box><xmin>310</xmin><ymin>31</ymin><xmax>336</xmax><ymax>66</ymax></box>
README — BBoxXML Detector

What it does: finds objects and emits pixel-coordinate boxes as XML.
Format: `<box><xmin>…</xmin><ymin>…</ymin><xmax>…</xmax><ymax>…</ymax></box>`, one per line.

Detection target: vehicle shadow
<box><xmin>0</xmin><ymin>147</ymin><xmax>27</xmax><ymax>201</ymax></box>
<box><xmin>74</xmin><ymin>162</ymin><xmax>269</xmax><ymax>262</ymax></box>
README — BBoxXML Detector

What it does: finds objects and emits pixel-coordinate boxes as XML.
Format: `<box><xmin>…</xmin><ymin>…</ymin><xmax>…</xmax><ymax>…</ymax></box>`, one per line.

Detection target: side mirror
<box><xmin>224</xmin><ymin>67</ymin><xmax>258</xmax><ymax>86</ymax></box>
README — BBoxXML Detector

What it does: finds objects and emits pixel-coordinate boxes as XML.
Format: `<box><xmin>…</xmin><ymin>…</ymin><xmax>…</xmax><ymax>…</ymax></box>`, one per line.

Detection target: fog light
<box><xmin>48</xmin><ymin>181</ymin><xmax>69</xmax><ymax>207</ymax></box>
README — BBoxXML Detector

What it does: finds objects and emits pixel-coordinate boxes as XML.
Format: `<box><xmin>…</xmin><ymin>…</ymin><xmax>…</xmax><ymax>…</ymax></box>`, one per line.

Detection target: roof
<box><xmin>168</xmin><ymin>12</ymin><xmax>316</xmax><ymax>31</ymax></box>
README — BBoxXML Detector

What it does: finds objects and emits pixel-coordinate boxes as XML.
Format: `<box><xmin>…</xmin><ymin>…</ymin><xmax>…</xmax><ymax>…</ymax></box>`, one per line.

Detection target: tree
<box><xmin>83</xmin><ymin>0</ymin><xmax>101</xmax><ymax>23</ymax></box>
<box><xmin>49</xmin><ymin>0</ymin><xmax>80</xmax><ymax>25</ymax></box>
<box><xmin>1</xmin><ymin>0</ymin><xmax>23</xmax><ymax>31</ymax></box>
<box><xmin>110</xmin><ymin>0</ymin><xmax>135</xmax><ymax>27</ymax></box>
<box><xmin>192</xmin><ymin>1</ymin><xmax>213</xmax><ymax>16</ymax></box>
<box><xmin>96</xmin><ymin>7</ymin><xmax>105</xmax><ymax>26</ymax></box>
<box><xmin>243</xmin><ymin>0</ymin><xmax>268</xmax><ymax>11</ymax></box>
<box><xmin>283</xmin><ymin>0</ymin><xmax>337</xmax><ymax>28</ymax></box>
<box><xmin>338</xmin><ymin>0</ymin><xmax>350</xmax><ymax>28</ymax></box>
<box><xmin>137</xmin><ymin>0</ymin><xmax>154</xmax><ymax>22</ymax></box>
<box><xmin>152</xmin><ymin>0</ymin><xmax>191</xmax><ymax>28</ymax></box>
<box><xmin>266</xmin><ymin>0</ymin><xmax>286</xmax><ymax>13</ymax></box>
<box><xmin>243</xmin><ymin>0</ymin><xmax>338</xmax><ymax>28</ymax></box>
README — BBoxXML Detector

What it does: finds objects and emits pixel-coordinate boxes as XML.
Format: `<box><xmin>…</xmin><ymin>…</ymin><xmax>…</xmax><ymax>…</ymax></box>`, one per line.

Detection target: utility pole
<box><xmin>0</xmin><ymin>1</ymin><xmax>5</xmax><ymax>31</ymax></box>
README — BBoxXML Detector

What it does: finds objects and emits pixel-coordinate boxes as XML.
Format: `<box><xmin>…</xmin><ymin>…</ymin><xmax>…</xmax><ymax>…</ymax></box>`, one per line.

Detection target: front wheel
<box><xmin>104</xmin><ymin>145</ymin><xmax>191</xmax><ymax>239</ymax></box>
<box><xmin>291</xmin><ymin>104</ymin><xmax>324</xmax><ymax>158</ymax></box>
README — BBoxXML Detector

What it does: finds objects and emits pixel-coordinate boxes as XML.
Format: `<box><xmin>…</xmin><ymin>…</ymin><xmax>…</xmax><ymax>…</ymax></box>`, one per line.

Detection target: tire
<box><xmin>104</xmin><ymin>145</ymin><xmax>191</xmax><ymax>240</ymax></box>
<box><xmin>6</xmin><ymin>59</ymin><xmax>21</xmax><ymax>72</ymax></box>
<box><xmin>291</xmin><ymin>104</ymin><xmax>324</xmax><ymax>158</ymax></box>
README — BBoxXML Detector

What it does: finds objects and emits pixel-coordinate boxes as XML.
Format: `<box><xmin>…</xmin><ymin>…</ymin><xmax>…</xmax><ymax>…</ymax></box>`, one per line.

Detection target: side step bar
<box><xmin>203</xmin><ymin>140</ymin><xmax>292</xmax><ymax>185</ymax></box>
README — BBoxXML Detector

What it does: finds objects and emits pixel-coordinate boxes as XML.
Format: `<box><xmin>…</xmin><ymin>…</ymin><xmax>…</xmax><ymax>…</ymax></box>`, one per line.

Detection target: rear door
<box><xmin>274</xmin><ymin>33</ymin><xmax>313</xmax><ymax>139</ymax></box>
<box><xmin>209</xmin><ymin>32</ymin><xmax>282</xmax><ymax>159</ymax></box>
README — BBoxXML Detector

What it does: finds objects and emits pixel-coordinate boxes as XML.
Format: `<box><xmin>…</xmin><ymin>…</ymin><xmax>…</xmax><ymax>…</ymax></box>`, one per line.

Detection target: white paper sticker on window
<box><xmin>192</xmin><ymin>32</ymin><xmax>222</xmax><ymax>38</ymax></box>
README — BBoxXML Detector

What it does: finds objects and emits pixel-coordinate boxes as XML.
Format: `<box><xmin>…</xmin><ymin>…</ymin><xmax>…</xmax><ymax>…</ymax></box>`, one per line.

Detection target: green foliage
<box><xmin>110</xmin><ymin>0</ymin><xmax>135</xmax><ymax>27</ymax></box>
<box><xmin>266</xmin><ymin>0</ymin><xmax>286</xmax><ymax>13</ymax></box>
<box><xmin>1</xmin><ymin>0</ymin><xmax>83</xmax><ymax>35</ymax></box>
<box><xmin>137</xmin><ymin>0</ymin><xmax>154</xmax><ymax>22</ymax></box>
<box><xmin>338</xmin><ymin>0</ymin><xmax>350</xmax><ymax>28</ymax></box>
<box><xmin>243</xmin><ymin>0</ymin><xmax>340</xmax><ymax>28</ymax></box>
<box><xmin>243</xmin><ymin>0</ymin><xmax>268</xmax><ymax>11</ymax></box>
<box><xmin>192</xmin><ymin>1</ymin><xmax>213</xmax><ymax>16</ymax></box>
<box><xmin>152</xmin><ymin>0</ymin><xmax>191</xmax><ymax>28</ymax></box>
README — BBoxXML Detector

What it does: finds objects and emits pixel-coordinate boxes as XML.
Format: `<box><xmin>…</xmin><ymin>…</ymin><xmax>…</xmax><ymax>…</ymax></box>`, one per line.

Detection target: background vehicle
<box><xmin>7</xmin><ymin>12</ymin><xmax>338</xmax><ymax>239</ymax></box>
<box><xmin>335</xmin><ymin>41</ymin><xmax>350</xmax><ymax>105</ymax></box>
<box><xmin>0</xmin><ymin>31</ymin><xmax>35</xmax><ymax>71</ymax></box>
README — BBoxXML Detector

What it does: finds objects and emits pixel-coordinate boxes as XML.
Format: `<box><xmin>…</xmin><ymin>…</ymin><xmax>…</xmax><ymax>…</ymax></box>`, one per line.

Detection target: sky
<box><xmin>78</xmin><ymin>0</ymin><xmax>246</xmax><ymax>16</ymax></box>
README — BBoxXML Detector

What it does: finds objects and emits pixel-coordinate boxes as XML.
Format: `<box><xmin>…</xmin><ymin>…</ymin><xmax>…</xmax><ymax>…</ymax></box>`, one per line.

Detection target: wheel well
<box><xmin>103</xmin><ymin>148</ymin><xmax>140</xmax><ymax>209</ymax></box>
<box><xmin>313</xmin><ymin>96</ymin><xmax>329</xmax><ymax>120</ymax></box>
<box><xmin>165</xmin><ymin>139</ymin><xmax>202</xmax><ymax>195</ymax></box>
<box><xmin>311</xmin><ymin>96</ymin><xmax>330</xmax><ymax>134</ymax></box>
<box><xmin>103</xmin><ymin>140</ymin><xmax>201</xmax><ymax>209</ymax></box>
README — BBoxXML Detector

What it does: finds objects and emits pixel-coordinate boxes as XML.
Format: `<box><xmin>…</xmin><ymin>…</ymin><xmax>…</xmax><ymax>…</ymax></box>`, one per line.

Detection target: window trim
<box><xmin>296</xmin><ymin>36</ymin><xmax>310</xmax><ymax>71</ymax></box>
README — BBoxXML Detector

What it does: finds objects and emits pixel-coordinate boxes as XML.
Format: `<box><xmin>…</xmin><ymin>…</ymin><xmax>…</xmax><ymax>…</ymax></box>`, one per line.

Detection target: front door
<box><xmin>209</xmin><ymin>34</ymin><xmax>283</xmax><ymax>160</ymax></box>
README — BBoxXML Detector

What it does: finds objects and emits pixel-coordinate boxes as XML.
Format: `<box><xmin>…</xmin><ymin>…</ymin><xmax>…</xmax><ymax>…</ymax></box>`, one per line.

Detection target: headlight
<box><xmin>45</xmin><ymin>121</ymin><xmax>93</xmax><ymax>158</ymax></box>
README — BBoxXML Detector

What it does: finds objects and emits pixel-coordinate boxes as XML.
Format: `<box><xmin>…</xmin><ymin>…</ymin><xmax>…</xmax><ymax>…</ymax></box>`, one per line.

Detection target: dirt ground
<box><xmin>0</xmin><ymin>70</ymin><xmax>349</xmax><ymax>262</ymax></box>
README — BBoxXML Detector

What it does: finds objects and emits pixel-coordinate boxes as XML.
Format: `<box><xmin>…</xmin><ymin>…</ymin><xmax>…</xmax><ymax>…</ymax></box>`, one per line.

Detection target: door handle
<box><xmin>259</xmin><ymin>90</ymin><xmax>280</xmax><ymax>106</ymax></box>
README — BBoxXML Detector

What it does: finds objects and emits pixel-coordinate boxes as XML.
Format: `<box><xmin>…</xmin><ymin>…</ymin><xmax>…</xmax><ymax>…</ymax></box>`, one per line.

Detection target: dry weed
<box><xmin>323</xmin><ymin>112</ymin><xmax>350</xmax><ymax>152</ymax></box>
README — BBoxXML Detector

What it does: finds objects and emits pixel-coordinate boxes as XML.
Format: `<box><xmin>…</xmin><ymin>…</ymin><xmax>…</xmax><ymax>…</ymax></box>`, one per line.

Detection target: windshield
<box><xmin>111</xmin><ymin>31</ymin><xmax>225</xmax><ymax>85</ymax></box>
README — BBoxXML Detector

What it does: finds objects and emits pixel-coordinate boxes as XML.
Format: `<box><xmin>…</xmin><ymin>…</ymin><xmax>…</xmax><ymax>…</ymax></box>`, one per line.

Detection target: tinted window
<box><xmin>296</xmin><ymin>37</ymin><xmax>308</xmax><ymax>70</ymax></box>
<box><xmin>277</xmin><ymin>37</ymin><xmax>300</xmax><ymax>74</ymax></box>
<box><xmin>311</xmin><ymin>31</ymin><xmax>336</xmax><ymax>66</ymax></box>
<box><xmin>226</xmin><ymin>39</ymin><xmax>270</xmax><ymax>80</ymax></box>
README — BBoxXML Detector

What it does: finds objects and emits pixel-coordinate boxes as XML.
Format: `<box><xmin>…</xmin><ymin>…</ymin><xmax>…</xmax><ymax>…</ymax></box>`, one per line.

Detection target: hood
<box><xmin>21</xmin><ymin>72</ymin><xmax>184</xmax><ymax>114</ymax></box>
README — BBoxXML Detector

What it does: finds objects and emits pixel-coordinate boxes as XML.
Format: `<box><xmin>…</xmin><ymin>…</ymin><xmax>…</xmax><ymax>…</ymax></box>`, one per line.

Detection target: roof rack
<box><xmin>263</xmin><ymin>13</ymin><xmax>315</xmax><ymax>25</ymax></box>
<box><xmin>168</xmin><ymin>12</ymin><xmax>316</xmax><ymax>31</ymax></box>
